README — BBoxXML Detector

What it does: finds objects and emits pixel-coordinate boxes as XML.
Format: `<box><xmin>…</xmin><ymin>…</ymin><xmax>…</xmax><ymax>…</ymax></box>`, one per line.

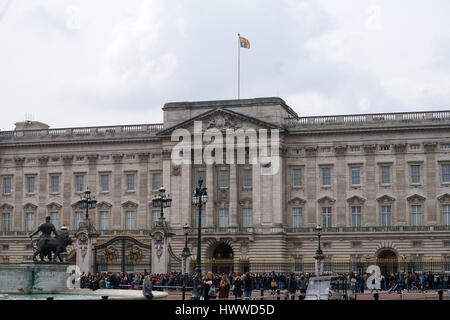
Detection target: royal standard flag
<box><xmin>239</xmin><ymin>35</ymin><xmax>250</xmax><ymax>49</ymax></box>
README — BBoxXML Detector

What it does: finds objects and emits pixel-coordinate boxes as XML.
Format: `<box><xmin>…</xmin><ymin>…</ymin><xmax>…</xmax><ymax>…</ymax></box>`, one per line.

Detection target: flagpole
<box><xmin>238</xmin><ymin>33</ymin><xmax>240</xmax><ymax>99</ymax></box>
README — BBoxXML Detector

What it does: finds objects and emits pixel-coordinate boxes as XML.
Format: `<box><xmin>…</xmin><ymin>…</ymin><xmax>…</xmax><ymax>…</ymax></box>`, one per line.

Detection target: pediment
<box><xmin>47</xmin><ymin>202</ymin><xmax>62</xmax><ymax>210</ymax></box>
<box><xmin>317</xmin><ymin>196</ymin><xmax>336</xmax><ymax>204</ymax></box>
<box><xmin>346</xmin><ymin>195</ymin><xmax>366</xmax><ymax>204</ymax></box>
<box><xmin>122</xmin><ymin>201</ymin><xmax>138</xmax><ymax>209</ymax></box>
<box><xmin>157</xmin><ymin>108</ymin><xmax>281</xmax><ymax>137</ymax></box>
<box><xmin>97</xmin><ymin>201</ymin><xmax>113</xmax><ymax>209</ymax></box>
<box><xmin>23</xmin><ymin>203</ymin><xmax>38</xmax><ymax>210</ymax></box>
<box><xmin>376</xmin><ymin>195</ymin><xmax>396</xmax><ymax>203</ymax></box>
<box><xmin>288</xmin><ymin>197</ymin><xmax>307</xmax><ymax>205</ymax></box>
<box><xmin>406</xmin><ymin>194</ymin><xmax>426</xmax><ymax>203</ymax></box>
<box><xmin>0</xmin><ymin>203</ymin><xmax>14</xmax><ymax>211</ymax></box>
<box><xmin>437</xmin><ymin>193</ymin><xmax>450</xmax><ymax>203</ymax></box>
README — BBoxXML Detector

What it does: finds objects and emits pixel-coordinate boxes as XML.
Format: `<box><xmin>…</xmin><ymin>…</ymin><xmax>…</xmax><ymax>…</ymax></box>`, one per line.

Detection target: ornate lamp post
<box><xmin>181</xmin><ymin>223</ymin><xmax>191</xmax><ymax>274</ymax></box>
<box><xmin>314</xmin><ymin>225</ymin><xmax>324</xmax><ymax>276</ymax></box>
<box><xmin>77</xmin><ymin>188</ymin><xmax>97</xmax><ymax>220</ymax></box>
<box><xmin>191</xmin><ymin>179</ymin><xmax>208</xmax><ymax>300</ymax></box>
<box><xmin>151</xmin><ymin>187</ymin><xmax>172</xmax><ymax>221</ymax></box>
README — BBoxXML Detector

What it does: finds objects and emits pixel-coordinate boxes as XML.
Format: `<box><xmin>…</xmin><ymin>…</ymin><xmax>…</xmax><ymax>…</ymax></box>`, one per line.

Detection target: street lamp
<box><xmin>314</xmin><ymin>225</ymin><xmax>324</xmax><ymax>276</ymax></box>
<box><xmin>77</xmin><ymin>188</ymin><xmax>97</xmax><ymax>220</ymax></box>
<box><xmin>181</xmin><ymin>223</ymin><xmax>191</xmax><ymax>274</ymax></box>
<box><xmin>151</xmin><ymin>187</ymin><xmax>172</xmax><ymax>220</ymax></box>
<box><xmin>191</xmin><ymin>179</ymin><xmax>208</xmax><ymax>300</ymax></box>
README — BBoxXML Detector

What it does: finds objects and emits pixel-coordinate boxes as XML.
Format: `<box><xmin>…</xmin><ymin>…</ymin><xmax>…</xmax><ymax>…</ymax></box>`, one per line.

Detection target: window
<box><xmin>292</xmin><ymin>149</ymin><xmax>302</xmax><ymax>155</ymax></box>
<box><xmin>350</xmin><ymin>146</ymin><xmax>360</xmax><ymax>152</ymax></box>
<box><xmin>411</xmin><ymin>205</ymin><xmax>422</xmax><ymax>226</ymax></box>
<box><xmin>197</xmin><ymin>171</ymin><xmax>205</xmax><ymax>183</ymax></box>
<box><xmin>126</xmin><ymin>174</ymin><xmax>135</xmax><ymax>191</ymax></box>
<box><xmin>76</xmin><ymin>156</ymin><xmax>84</xmax><ymax>161</ymax></box>
<box><xmin>3</xmin><ymin>159</ymin><xmax>12</xmax><ymax>164</ymax></box>
<box><xmin>51</xmin><ymin>157</ymin><xmax>59</xmax><ymax>163</ymax></box>
<box><xmin>219</xmin><ymin>170</ymin><xmax>229</xmax><ymax>188</ymax></box>
<box><xmin>26</xmin><ymin>212</ymin><xmax>34</xmax><ymax>232</ymax></box>
<box><xmin>323</xmin><ymin>243</ymin><xmax>331</xmax><ymax>249</ymax></box>
<box><xmin>292</xmin><ymin>208</ymin><xmax>303</xmax><ymax>228</ymax></box>
<box><xmin>444</xmin><ymin>241</ymin><xmax>450</xmax><ymax>248</ymax></box>
<box><xmin>411</xmin><ymin>165</ymin><xmax>421</xmax><ymax>184</ymax></box>
<box><xmin>75</xmin><ymin>175</ymin><xmax>84</xmax><ymax>192</ymax></box>
<box><xmin>243</xmin><ymin>169</ymin><xmax>252</xmax><ymax>188</ymax></box>
<box><xmin>322</xmin><ymin>168</ymin><xmax>331</xmax><ymax>186</ymax></box>
<box><xmin>218</xmin><ymin>209</ymin><xmax>229</xmax><ymax>228</ymax></box>
<box><xmin>322</xmin><ymin>207</ymin><xmax>332</xmax><ymax>227</ymax></box>
<box><xmin>50</xmin><ymin>176</ymin><xmax>59</xmax><ymax>193</ymax></box>
<box><xmin>413</xmin><ymin>241</ymin><xmax>422</xmax><ymax>248</ymax></box>
<box><xmin>152</xmin><ymin>154</ymin><xmax>161</xmax><ymax>159</ymax></box>
<box><xmin>152</xmin><ymin>210</ymin><xmax>161</xmax><ymax>226</ymax></box>
<box><xmin>381</xmin><ymin>206</ymin><xmax>392</xmax><ymax>227</ymax></box>
<box><xmin>125</xmin><ymin>211</ymin><xmax>135</xmax><ymax>230</ymax></box>
<box><xmin>50</xmin><ymin>212</ymin><xmax>59</xmax><ymax>229</ymax></box>
<box><xmin>101</xmin><ymin>174</ymin><xmax>109</xmax><ymax>192</ymax></box>
<box><xmin>242</xmin><ymin>208</ymin><xmax>252</xmax><ymax>227</ymax></box>
<box><xmin>381</xmin><ymin>166</ymin><xmax>391</xmax><ymax>185</ymax></box>
<box><xmin>352</xmin><ymin>242</ymin><xmax>361</xmax><ymax>249</ymax></box>
<box><xmin>100</xmin><ymin>155</ymin><xmax>110</xmax><ymax>161</ymax></box>
<box><xmin>27</xmin><ymin>159</ymin><xmax>36</xmax><ymax>164</ymax></box>
<box><xmin>442</xmin><ymin>164</ymin><xmax>450</xmax><ymax>183</ymax></box>
<box><xmin>3</xmin><ymin>177</ymin><xmax>12</xmax><ymax>194</ymax></box>
<box><xmin>293</xmin><ymin>169</ymin><xmax>302</xmax><ymax>187</ymax></box>
<box><xmin>410</xmin><ymin>145</ymin><xmax>420</xmax><ymax>150</ymax></box>
<box><xmin>351</xmin><ymin>206</ymin><xmax>362</xmax><ymax>227</ymax></box>
<box><xmin>193</xmin><ymin>209</ymin><xmax>206</xmax><ymax>228</ymax></box>
<box><xmin>293</xmin><ymin>243</ymin><xmax>302</xmax><ymax>249</ymax></box>
<box><xmin>443</xmin><ymin>205</ymin><xmax>450</xmax><ymax>226</ymax></box>
<box><xmin>100</xmin><ymin>212</ymin><xmax>109</xmax><ymax>230</ymax></box>
<box><xmin>321</xmin><ymin>147</ymin><xmax>331</xmax><ymax>153</ymax></box>
<box><xmin>441</xmin><ymin>144</ymin><xmax>450</xmax><ymax>149</ymax></box>
<box><xmin>351</xmin><ymin>168</ymin><xmax>360</xmax><ymax>185</ymax></box>
<box><xmin>126</xmin><ymin>154</ymin><xmax>136</xmax><ymax>160</ymax></box>
<box><xmin>152</xmin><ymin>173</ymin><xmax>161</xmax><ymax>191</ymax></box>
<box><xmin>75</xmin><ymin>212</ymin><xmax>83</xmax><ymax>229</ymax></box>
<box><xmin>2</xmin><ymin>245</ymin><xmax>9</xmax><ymax>250</ymax></box>
<box><xmin>27</xmin><ymin>176</ymin><xmax>35</xmax><ymax>193</ymax></box>
<box><xmin>380</xmin><ymin>145</ymin><xmax>390</xmax><ymax>151</ymax></box>
<box><xmin>2</xmin><ymin>213</ymin><xmax>10</xmax><ymax>232</ymax></box>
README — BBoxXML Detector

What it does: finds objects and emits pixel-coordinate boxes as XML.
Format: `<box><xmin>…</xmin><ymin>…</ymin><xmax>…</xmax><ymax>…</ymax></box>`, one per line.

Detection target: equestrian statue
<box><xmin>29</xmin><ymin>216</ymin><xmax>72</xmax><ymax>262</ymax></box>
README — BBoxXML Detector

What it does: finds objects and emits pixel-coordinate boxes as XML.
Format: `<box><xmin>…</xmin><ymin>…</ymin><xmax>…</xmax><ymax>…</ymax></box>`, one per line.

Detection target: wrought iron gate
<box><xmin>94</xmin><ymin>235</ymin><xmax>151</xmax><ymax>274</ymax></box>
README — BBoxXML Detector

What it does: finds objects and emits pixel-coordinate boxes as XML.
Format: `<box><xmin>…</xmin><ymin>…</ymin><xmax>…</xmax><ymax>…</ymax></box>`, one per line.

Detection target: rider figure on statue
<box><xmin>29</xmin><ymin>215</ymin><xmax>58</xmax><ymax>242</ymax></box>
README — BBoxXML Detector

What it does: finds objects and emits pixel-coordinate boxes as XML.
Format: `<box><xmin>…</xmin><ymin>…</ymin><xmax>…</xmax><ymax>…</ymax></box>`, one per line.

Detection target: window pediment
<box><xmin>437</xmin><ymin>193</ymin><xmax>450</xmax><ymax>203</ymax></box>
<box><xmin>23</xmin><ymin>203</ymin><xmax>38</xmax><ymax>210</ymax></box>
<box><xmin>406</xmin><ymin>194</ymin><xmax>426</xmax><ymax>203</ymax></box>
<box><xmin>317</xmin><ymin>196</ymin><xmax>336</xmax><ymax>205</ymax></box>
<box><xmin>376</xmin><ymin>195</ymin><xmax>396</xmax><ymax>203</ymax></box>
<box><xmin>346</xmin><ymin>195</ymin><xmax>366</xmax><ymax>204</ymax></box>
<box><xmin>97</xmin><ymin>201</ymin><xmax>113</xmax><ymax>209</ymax></box>
<box><xmin>122</xmin><ymin>201</ymin><xmax>138</xmax><ymax>209</ymax></box>
<box><xmin>47</xmin><ymin>202</ymin><xmax>62</xmax><ymax>210</ymax></box>
<box><xmin>288</xmin><ymin>197</ymin><xmax>307</xmax><ymax>205</ymax></box>
<box><xmin>0</xmin><ymin>203</ymin><xmax>14</xmax><ymax>211</ymax></box>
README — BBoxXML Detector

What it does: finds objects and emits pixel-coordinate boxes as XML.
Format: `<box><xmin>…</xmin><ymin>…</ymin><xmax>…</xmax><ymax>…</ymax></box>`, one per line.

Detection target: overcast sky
<box><xmin>0</xmin><ymin>0</ymin><xmax>449</xmax><ymax>130</ymax></box>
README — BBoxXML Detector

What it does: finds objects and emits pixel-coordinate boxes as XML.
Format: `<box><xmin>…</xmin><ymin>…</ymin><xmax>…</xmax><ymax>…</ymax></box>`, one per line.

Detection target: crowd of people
<box><xmin>78</xmin><ymin>270</ymin><xmax>450</xmax><ymax>299</ymax></box>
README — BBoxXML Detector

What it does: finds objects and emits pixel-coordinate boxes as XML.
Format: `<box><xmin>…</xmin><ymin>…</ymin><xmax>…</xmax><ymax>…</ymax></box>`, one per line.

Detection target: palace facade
<box><xmin>1</xmin><ymin>97</ymin><xmax>450</xmax><ymax>274</ymax></box>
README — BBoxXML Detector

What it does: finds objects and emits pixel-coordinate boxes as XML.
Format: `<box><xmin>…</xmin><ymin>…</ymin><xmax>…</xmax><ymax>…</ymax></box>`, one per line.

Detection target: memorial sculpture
<box><xmin>29</xmin><ymin>216</ymin><xmax>72</xmax><ymax>262</ymax></box>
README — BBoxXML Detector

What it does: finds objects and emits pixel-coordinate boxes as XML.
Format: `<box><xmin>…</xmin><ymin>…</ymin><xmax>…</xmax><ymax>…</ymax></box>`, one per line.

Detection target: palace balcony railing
<box><xmin>0</xmin><ymin>123</ymin><xmax>164</xmax><ymax>140</ymax></box>
<box><xmin>284</xmin><ymin>110</ymin><xmax>450</xmax><ymax>129</ymax></box>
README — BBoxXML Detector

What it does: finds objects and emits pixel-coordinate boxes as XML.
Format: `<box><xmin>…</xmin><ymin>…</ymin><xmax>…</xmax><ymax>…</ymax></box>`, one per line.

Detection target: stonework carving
<box><xmin>423</xmin><ymin>142</ymin><xmax>438</xmax><ymax>152</ymax></box>
<box><xmin>62</xmin><ymin>155</ymin><xmax>74</xmax><ymax>165</ymax></box>
<box><xmin>38</xmin><ymin>156</ymin><xmax>49</xmax><ymax>166</ymax></box>
<box><xmin>153</xmin><ymin>232</ymin><xmax>164</xmax><ymax>262</ymax></box>
<box><xmin>376</xmin><ymin>195</ymin><xmax>396</xmax><ymax>203</ymax></box>
<box><xmin>138</xmin><ymin>153</ymin><xmax>150</xmax><ymax>161</ymax></box>
<box><xmin>14</xmin><ymin>157</ymin><xmax>25</xmax><ymax>166</ymax></box>
<box><xmin>87</xmin><ymin>154</ymin><xmax>99</xmax><ymax>164</ymax></box>
<box><xmin>162</xmin><ymin>150</ymin><xmax>171</xmax><ymax>160</ymax></box>
<box><xmin>437</xmin><ymin>193</ymin><xmax>450</xmax><ymax>203</ymax></box>
<box><xmin>304</xmin><ymin>146</ymin><xmax>318</xmax><ymax>156</ymax></box>
<box><xmin>112</xmin><ymin>154</ymin><xmax>124</xmax><ymax>163</ymax></box>
<box><xmin>393</xmin><ymin>143</ymin><xmax>407</xmax><ymax>153</ymax></box>
<box><xmin>406</xmin><ymin>194</ymin><xmax>426</xmax><ymax>203</ymax></box>
<box><xmin>77</xmin><ymin>233</ymin><xmax>89</xmax><ymax>262</ymax></box>
<box><xmin>288</xmin><ymin>197</ymin><xmax>307</xmax><ymax>205</ymax></box>
<box><xmin>334</xmin><ymin>145</ymin><xmax>347</xmax><ymax>155</ymax></box>
<box><xmin>47</xmin><ymin>202</ymin><xmax>63</xmax><ymax>210</ymax></box>
<box><xmin>207</xmin><ymin>114</ymin><xmax>241</xmax><ymax>130</ymax></box>
<box><xmin>346</xmin><ymin>195</ymin><xmax>366</xmax><ymax>204</ymax></box>
<box><xmin>121</xmin><ymin>201</ymin><xmax>138</xmax><ymax>209</ymax></box>
<box><xmin>317</xmin><ymin>196</ymin><xmax>336</xmax><ymax>205</ymax></box>
<box><xmin>172</xmin><ymin>165</ymin><xmax>181</xmax><ymax>176</ymax></box>
<box><xmin>363</xmin><ymin>144</ymin><xmax>377</xmax><ymax>153</ymax></box>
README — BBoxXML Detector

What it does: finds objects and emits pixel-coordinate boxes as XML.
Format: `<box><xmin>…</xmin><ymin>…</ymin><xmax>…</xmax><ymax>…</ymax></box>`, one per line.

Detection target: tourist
<box><xmin>232</xmin><ymin>275</ymin><xmax>243</xmax><ymax>299</ymax></box>
<box><xmin>218</xmin><ymin>275</ymin><xmax>231</xmax><ymax>299</ymax></box>
<box><xmin>203</xmin><ymin>272</ymin><xmax>215</xmax><ymax>300</ymax></box>
<box><xmin>297</xmin><ymin>274</ymin><xmax>307</xmax><ymax>300</ymax></box>
<box><xmin>243</xmin><ymin>272</ymin><xmax>253</xmax><ymax>300</ymax></box>
<box><xmin>143</xmin><ymin>275</ymin><xmax>153</xmax><ymax>300</ymax></box>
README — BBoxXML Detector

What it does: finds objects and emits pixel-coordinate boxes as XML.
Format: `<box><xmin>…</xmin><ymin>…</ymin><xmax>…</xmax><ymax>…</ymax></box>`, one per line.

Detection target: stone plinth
<box><xmin>0</xmin><ymin>262</ymin><xmax>69</xmax><ymax>294</ymax></box>
<box><xmin>151</xmin><ymin>217</ymin><xmax>173</xmax><ymax>274</ymax></box>
<box><xmin>75</xmin><ymin>219</ymin><xmax>99</xmax><ymax>275</ymax></box>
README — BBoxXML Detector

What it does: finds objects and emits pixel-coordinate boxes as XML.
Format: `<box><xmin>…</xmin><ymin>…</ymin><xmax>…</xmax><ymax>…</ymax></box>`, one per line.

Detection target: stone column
<box><xmin>252</xmin><ymin>163</ymin><xmax>261</xmax><ymax>226</ymax></box>
<box><xmin>151</xmin><ymin>218</ymin><xmax>173</xmax><ymax>274</ymax></box>
<box><xmin>75</xmin><ymin>220</ymin><xmax>99</xmax><ymax>274</ymax></box>
<box><xmin>38</xmin><ymin>156</ymin><xmax>49</xmax><ymax>231</ymax></box>
<box><xmin>62</xmin><ymin>155</ymin><xmax>74</xmax><ymax>227</ymax></box>
<box><xmin>393</xmin><ymin>144</ymin><xmax>407</xmax><ymax>226</ymax></box>
<box><xmin>13</xmin><ymin>157</ymin><xmax>25</xmax><ymax>232</ymax></box>
<box><xmin>87</xmin><ymin>154</ymin><xmax>98</xmax><ymax>225</ymax></box>
<box><xmin>229</xmin><ymin>164</ymin><xmax>238</xmax><ymax>227</ymax></box>
<box><xmin>205</xmin><ymin>164</ymin><xmax>214</xmax><ymax>227</ymax></box>
<box><xmin>305</xmin><ymin>147</ymin><xmax>318</xmax><ymax>226</ymax></box>
<box><xmin>138</xmin><ymin>153</ymin><xmax>150</xmax><ymax>229</ymax></box>
<box><xmin>334</xmin><ymin>146</ymin><xmax>346</xmax><ymax>227</ymax></box>
<box><xmin>424</xmin><ymin>142</ymin><xmax>438</xmax><ymax>224</ymax></box>
<box><xmin>112</xmin><ymin>154</ymin><xmax>124</xmax><ymax>229</ymax></box>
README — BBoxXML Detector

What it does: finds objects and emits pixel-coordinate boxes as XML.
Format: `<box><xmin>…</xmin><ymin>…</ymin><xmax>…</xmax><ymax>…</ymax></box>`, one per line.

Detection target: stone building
<box><xmin>1</xmin><ymin>97</ymin><xmax>450</xmax><ymax>274</ymax></box>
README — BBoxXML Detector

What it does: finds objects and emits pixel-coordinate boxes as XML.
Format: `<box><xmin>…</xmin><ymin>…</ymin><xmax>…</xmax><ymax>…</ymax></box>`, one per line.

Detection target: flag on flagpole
<box><xmin>239</xmin><ymin>35</ymin><xmax>250</xmax><ymax>49</ymax></box>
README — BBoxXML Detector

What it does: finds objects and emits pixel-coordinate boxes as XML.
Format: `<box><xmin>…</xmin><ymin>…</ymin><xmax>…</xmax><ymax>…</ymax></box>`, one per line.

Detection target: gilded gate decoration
<box><xmin>94</xmin><ymin>235</ymin><xmax>151</xmax><ymax>273</ymax></box>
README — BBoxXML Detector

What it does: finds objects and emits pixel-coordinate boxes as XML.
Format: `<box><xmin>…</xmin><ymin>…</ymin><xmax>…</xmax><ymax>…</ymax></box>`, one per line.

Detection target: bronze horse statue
<box><xmin>32</xmin><ymin>232</ymin><xmax>72</xmax><ymax>262</ymax></box>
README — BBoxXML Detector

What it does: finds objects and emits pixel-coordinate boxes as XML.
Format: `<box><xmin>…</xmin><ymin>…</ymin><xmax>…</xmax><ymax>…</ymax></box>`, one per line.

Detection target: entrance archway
<box><xmin>211</xmin><ymin>242</ymin><xmax>234</xmax><ymax>274</ymax></box>
<box><xmin>376</xmin><ymin>249</ymin><xmax>398</xmax><ymax>276</ymax></box>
